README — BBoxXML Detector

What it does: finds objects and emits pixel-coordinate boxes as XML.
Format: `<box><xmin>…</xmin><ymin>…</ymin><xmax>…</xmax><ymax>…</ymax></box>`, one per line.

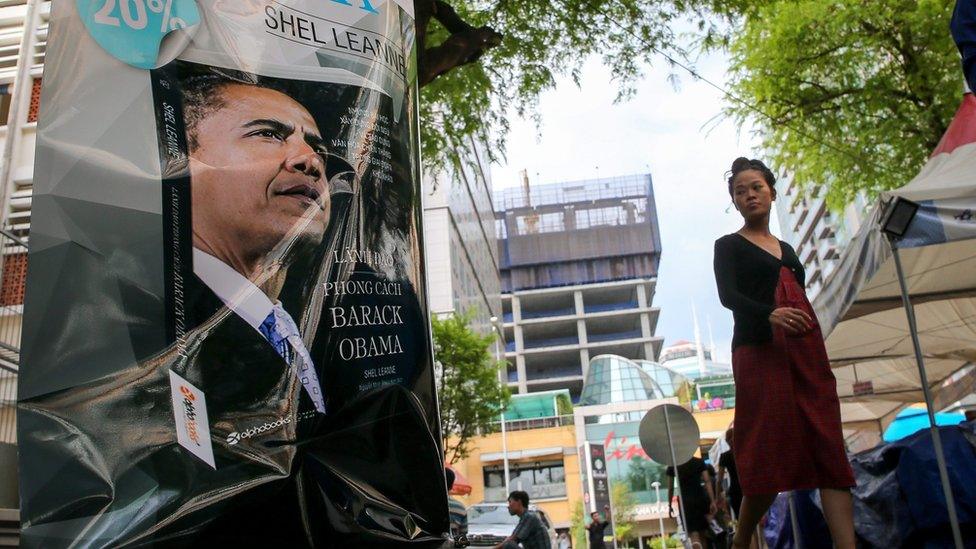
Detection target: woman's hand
<box><xmin>709</xmin><ymin>501</ymin><xmax>718</xmax><ymax>516</ymax></box>
<box><xmin>769</xmin><ymin>307</ymin><xmax>813</xmax><ymax>335</ymax></box>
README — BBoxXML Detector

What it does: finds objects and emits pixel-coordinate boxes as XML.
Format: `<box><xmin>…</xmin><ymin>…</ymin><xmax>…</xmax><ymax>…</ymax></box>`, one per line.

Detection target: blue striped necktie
<box><xmin>259</xmin><ymin>307</ymin><xmax>326</xmax><ymax>414</ymax></box>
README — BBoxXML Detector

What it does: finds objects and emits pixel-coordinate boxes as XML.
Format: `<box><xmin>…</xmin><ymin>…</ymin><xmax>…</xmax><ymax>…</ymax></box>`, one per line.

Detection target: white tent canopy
<box><xmin>814</xmin><ymin>93</ymin><xmax>976</xmax><ymax>441</ymax></box>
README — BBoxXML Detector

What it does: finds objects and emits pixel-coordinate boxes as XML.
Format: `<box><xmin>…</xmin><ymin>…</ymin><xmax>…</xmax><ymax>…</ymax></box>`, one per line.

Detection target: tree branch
<box><xmin>416</xmin><ymin>0</ymin><xmax>503</xmax><ymax>88</ymax></box>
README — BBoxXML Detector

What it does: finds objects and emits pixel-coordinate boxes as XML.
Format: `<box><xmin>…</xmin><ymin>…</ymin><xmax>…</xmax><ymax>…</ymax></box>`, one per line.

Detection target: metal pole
<box><xmin>890</xmin><ymin>239</ymin><xmax>964</xmax><ymax>549</ymax></box>
<box><xmin>500</xmin><ymin>408</ymin><xmax>510</xmax><ymax>496</ymax></box>
<box><xmin>787</xmin><ymin>492</ymin><xmax>803</xmax><ymax>549</ymax></box>
<box><xmin>0</xmin><ymin>0</ymin><xmax>41</xmax><ymax>278</ymax></box>
<box><xmin>492</xmin><ymin>319</ymin><xmax>511</xmax><ymax>497</ymax></box>
<box><xmin>662</xmin><ymin>405</ymin><xmax>688</xmax><ymax>539</ymax></box>
<box><xmin>0</xmin><ymin>0</ymin><xmax>41</xmax><ymax>219</ymax></box>
<box><xmin>653</xmin><ymin>482</ymin><xmax>666</xmax><ymax>547</ymax></box>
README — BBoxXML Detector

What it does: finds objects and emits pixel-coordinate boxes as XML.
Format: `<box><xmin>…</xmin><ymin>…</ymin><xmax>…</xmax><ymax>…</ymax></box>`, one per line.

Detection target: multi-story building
<box><xmin>658</xmin><ymin>339</ymin><xmax>735</xmax><ymax>412</ymax></box>
<box><xmin>0</xmin><ymin>1</ymin><xmax>49</xmax><ymax>535</ymax></box>
<box><xmin>449</xmin><ymin>390</ymin><xmax>581</xmax><ymax>535</ymax></box>
<box><xmin>573</xmin><ymin>354</ymin><xmax>735</xmax><ymax>547</ymax></box>
<box><xmin>496</xmin><ymin>173</ymin><xmax>664</xmax><ymax>401</ymax></box>
<box><xmin>658</xmin><ymin>340</ymin><xmax>731</xmax><ymax>381</ymax></box>
<box><xmin>423</xmin><ymin>137</ymin><xmax>502</xmax><ymax>336</ymax></box>
<box><xmin>452</xmin><ymin>370</ymin><xmax>736</xmax><ymax>546</ymax></box>
<box><xmin>774</xmin><ymin>176</ymin><xmax>869</xmax><ymax>300</ymax></box>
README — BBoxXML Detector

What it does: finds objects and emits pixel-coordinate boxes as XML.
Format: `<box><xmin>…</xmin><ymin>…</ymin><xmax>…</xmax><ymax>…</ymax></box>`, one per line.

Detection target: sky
<box><xmin>490</xmin><ymin>50</ymin><xmax>774</xmax><ymax>363</ymax></box>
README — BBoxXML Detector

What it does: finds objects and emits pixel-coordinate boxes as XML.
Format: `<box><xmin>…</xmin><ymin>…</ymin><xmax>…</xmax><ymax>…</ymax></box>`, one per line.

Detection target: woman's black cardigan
<box><xmin>713</xmin><ymin>233</ymin><xmax>806</xmax><ymax>350</ymax></box>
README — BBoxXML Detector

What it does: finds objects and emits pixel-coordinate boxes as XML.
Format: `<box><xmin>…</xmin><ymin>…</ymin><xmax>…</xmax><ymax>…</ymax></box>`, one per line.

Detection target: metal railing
<box><xmin>485</xmin><ymin>414</ymin><xmax>575</xmax><ymax>434</ymax></box>
<box><xmin>0</xmin><ymin>226</ymin><xmax>25</xmax><ymax>445</ymax></box>
<box><xmin>495</xmin><ymin>175</ymin><xmax>651</xmax><ymax>210</ymax></box>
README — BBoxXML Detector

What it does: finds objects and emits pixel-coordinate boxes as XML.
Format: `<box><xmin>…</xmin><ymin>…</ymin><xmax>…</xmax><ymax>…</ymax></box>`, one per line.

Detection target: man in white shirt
<box><xmin>183</xmin><ymin>74</ymin><xmax>331</xmax><ymax>414</ymax></box>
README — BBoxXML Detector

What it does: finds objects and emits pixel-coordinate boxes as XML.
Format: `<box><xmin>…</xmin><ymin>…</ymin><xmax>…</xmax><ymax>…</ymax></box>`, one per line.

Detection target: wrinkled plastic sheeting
<box><xmin>762</xmin><ymin>491</ymin><xmax>831</xmax><ymax>549</ymax></box>
<box><xmin>18</xmin><ymin>0</ymin><xmax>454</xmax><ymax>547</ymax></box>
<box><xmin>850</xmin><ymin>421</ymin><xmax>976</xmax><ymax>548</ymax></box>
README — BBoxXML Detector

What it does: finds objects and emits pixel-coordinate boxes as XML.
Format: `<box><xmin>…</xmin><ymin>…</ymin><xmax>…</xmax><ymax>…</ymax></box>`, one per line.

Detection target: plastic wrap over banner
<box><xmin>18</xmin><ymin>0</ymin><xmax>452</xmax><ymax>546</ymax></box>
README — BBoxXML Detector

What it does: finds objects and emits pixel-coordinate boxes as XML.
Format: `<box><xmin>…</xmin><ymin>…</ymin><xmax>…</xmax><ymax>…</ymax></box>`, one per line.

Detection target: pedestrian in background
<box><xmin>667</xmin><ymin>456</ymin><xmax>717</xmax><ymax>548</ymax></box>
<box><xmin>713</xmin><ymin>157</ymin><xmax>856</xmax><ymax>549</ymax></box>
<box><xmin>586</xmin><ymin>505</ymin><xmax>611</xmax><ymax>549</ymax></box>
<box><xmin>446</xmin><ymin>468</ymin><xmax>468</xmax><ymax>540</ymax></box>
<box><xmin>717</xmin><ymin>428</ymin><xmax>743</xmax><ymax>520</ymax></box>
<box><xmin>557</xmin><ymin>531</ymin><xmax>572</xmax><ymax>549</ymax></box>
<box><xmin>494</xmin><ymin>490</ymin><xmax>551</xmax><ymax>549</ymax></box>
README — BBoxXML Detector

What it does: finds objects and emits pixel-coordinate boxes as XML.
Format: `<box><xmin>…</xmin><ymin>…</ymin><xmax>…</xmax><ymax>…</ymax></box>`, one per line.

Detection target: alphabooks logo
<box><xmin>169</xmin><ymin>370</ymin><xmax>216</xmax><ymax>469</ymax></box>
<box><xmin>226</xmin><ymin>410</ymin><xmax>317</xmax><ymax>445</ymax></box>
<box><xmin>225</xmin><ymin>417</ymin><xmax>289</xmax><ymax>445</ymax></box>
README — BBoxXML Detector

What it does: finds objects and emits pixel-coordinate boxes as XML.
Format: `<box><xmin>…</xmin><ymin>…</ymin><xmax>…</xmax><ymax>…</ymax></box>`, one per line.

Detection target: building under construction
<box><xmin>495</xmin><ymin>172</ymin><xmax>664</xmax><ymax>401</ymax></box>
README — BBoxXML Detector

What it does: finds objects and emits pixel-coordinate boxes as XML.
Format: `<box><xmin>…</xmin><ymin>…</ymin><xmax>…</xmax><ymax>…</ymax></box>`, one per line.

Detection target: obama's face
<box><xmin>189</xmin><ymin>83</ymin><xmax>329</xmax><ymax>273</ymax></box>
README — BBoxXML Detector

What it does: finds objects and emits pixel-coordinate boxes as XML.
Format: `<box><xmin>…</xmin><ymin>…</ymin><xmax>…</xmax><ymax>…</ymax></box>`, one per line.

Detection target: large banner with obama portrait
<box><xmin>18</xmin><ymin>0</ymin><xmax>450</xmax><ymax>547</ymax></box>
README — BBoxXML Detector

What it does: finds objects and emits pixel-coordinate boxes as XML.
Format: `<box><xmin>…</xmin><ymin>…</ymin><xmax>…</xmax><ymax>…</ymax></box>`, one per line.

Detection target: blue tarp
<box><xmin>763</xmin><ymin>422</ymin><xmax>976</xmax><ymax>548</ymax></box>
<box><xmin>851</xmin><ymin>421</ymin><xmax>976</xmax><ymax>548</ymax></box>
<box><xmin>763</xmin><ymin>490</ymin><xmax>832</xmax><ymax>549</ymax></box>
<box><xmin>882</xmin><ymin>408</ymin><xmax>965</xmax><ymax>441</ymax></box>
<box><xmin>953</xmin><ymin>0</ymin><xmax>976</xmax><ymax>92</ymax></box>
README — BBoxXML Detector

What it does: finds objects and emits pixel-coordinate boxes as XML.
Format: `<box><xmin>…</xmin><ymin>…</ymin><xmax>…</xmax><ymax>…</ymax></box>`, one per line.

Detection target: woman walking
<box><xmin>713</xmin><ymin>157</ymin><xmax>856</xmax><ymax>549</ymax></box>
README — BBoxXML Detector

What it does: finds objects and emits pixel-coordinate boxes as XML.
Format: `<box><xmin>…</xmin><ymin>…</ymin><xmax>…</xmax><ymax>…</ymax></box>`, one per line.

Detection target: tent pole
<box><xmin>788</xmin><ymin>492</ymin><xmax>803</xmax><ymax>549</ymax></box>
<box><xmin>663</xmin><ymin>405</ymin><xmax>688</xmax><ymax>541</ymax></box>
<box><xmin>889</xmin><ymin>238</ymin><xmax>963</xmax><ymax>549</ymax></box>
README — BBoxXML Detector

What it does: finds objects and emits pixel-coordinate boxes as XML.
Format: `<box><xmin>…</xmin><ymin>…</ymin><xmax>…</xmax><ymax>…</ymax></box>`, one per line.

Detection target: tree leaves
<box><xmin>432</xmin><ymin>312</ymin><xmax>511</xmax><ymax>464</ymax></box>
<box><xmin>419</xmin><ymin>0</ymin><xmax>703</xmax><ymax>175</ymax></box>
<box><xmin>722</xmin><ymin>0</ymin><xmax>960</xmax><ymax>207</ymax></box>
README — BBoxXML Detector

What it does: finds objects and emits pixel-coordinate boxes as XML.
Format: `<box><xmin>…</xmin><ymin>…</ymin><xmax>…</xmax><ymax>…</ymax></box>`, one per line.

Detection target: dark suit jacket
<box><xmin>19</xmin><ymin>274</ymin><xmax>451</xmax><ymax>548</ymax></box>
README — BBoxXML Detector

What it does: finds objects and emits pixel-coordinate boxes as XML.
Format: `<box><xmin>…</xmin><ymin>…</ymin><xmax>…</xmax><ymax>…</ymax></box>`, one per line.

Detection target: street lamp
<box><xmin>879</xmin><ymin>196</ymin><xmax>963</xmax><ymax>549</ymax></box>
<box><xmin>490</xmin><ymin>316</ymin><xmax>511</xmax><ymax>497</ymax></box>
<box><xmin>651</xmin><ymin>481</ymin><xmax>665</xmax><ymax>548</ymax></box>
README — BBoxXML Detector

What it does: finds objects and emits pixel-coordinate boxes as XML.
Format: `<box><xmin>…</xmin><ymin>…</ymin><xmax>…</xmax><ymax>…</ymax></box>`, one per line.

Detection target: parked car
<box><xmin>466</xmin><ymin>502</ymin><xmax>558</xmax><ymax>547</ymax></box>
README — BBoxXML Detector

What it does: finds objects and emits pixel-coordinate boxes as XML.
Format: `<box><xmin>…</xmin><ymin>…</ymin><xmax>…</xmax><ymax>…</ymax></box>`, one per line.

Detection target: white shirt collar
<box><xmin>192</xmin><ymin>248</ymin><xmax>275</xmax><ymax>332</ymax></box>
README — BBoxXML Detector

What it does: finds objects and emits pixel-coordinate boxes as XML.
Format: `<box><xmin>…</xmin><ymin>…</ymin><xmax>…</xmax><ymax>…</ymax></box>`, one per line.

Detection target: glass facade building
<box><xmin>579</xmin><ymin>355</ymin><xmax>666</xmax><ymax>406</ymax></box>
<box><xmin>574</xmin><ymin>355</ymin><xmax>673</xmax><ymax>505</ymax></box>
<box><xmin>574</xmin><ymin>354</ymin><xmax>734</xmax><ymax>511</ymax></box>
<box><xmin>424</xmin><ymin>136</ymin><xmax>502</xmax><ymax>336</ymax></box>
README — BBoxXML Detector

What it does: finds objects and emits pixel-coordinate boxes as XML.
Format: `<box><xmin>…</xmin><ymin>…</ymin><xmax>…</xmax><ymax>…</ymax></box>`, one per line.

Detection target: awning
<box><xmin>500</xmin><ymin>389</ymin><xmax>571</xmax><ymax>420</ymax></box>
<box><xmin>813</xmin><ymin>93</ymin><xmax>976</xmax><ymax>437</ymax></box>
<box><xmin>446</xmin><ymin>464</ymin><xmax>472</xmax><ymax>496</ymax></box>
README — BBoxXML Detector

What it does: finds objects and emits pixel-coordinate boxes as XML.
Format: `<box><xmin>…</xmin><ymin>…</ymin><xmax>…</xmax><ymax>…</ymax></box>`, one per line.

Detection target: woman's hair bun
<box><xmin>727</xmin><ymin>156</ymin><xmax>776</xmax><ymax>196</ymax></box>
<box><xmin>730</xmin><ymin>157</ymin><xmax>752</xmax><ymax>172</ymax></box>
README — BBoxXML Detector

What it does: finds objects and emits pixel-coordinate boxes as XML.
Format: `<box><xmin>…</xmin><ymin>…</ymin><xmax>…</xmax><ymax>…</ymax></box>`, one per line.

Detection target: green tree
<box><xmin>432</xmin><ymin>312</ymin><xmax>510</xmax><ymax>464</ymax></box>
<box><xmin>570</xmin><ymin>501</ymin><xmax>587</xmax><ymax>549</ymax></box>
<box><xmin>625</xmin><ymin>456</ymin><xmax>667</xmax><ymax>494</ymax></box>
<box><xmin>721</xmin><ymin>0</ymin><xmax>960</xmax><ymax>206</ymax></box>
<box><xmin>611</xmin><ymin>482</ymin><xmax>639</xmax><ymax>547</ymax></box>
<box><xmin>556</xmin><ymin>393</ymin><xmax>573</xmax><ymax>416</ymax></box>
<box><xmin>646</xmin><ymin>535</ymin><xmax>682</xmax><ymax>549</ymax></box>
<box><xmin>415</xmin><ymin>0</ymin><xmax>727</xmax><ymax>173</ymax></box>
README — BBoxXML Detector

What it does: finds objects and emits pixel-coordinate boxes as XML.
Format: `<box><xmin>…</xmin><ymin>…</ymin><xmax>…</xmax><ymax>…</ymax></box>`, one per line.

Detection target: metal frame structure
<box><xmin>881</xmin><ymin>197</ymin><xmax>963</xmax><ymax>549</ymax></box>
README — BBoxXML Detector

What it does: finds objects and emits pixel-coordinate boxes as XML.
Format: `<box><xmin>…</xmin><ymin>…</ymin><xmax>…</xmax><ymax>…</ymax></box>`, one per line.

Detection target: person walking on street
<box><xmin>717</xmin><ymin>428</ymin><xmax>743</xmax><ymax>520</ymax></box>
<box><xmin>714</xmin><ymin>157</ymin><xmax>856</xmax><ymax>549</ymax></box>
<box><xmin>667</xmin><ymin>456</ymin><xmax>717</xmax><ymax>548</ymax></box>
<box><xmin>586</xmin><ymin>505</ymin><xmax>611</xmax><ymax>549</ymax></box>
<box><xmin>446</xmin><ymin>468</ymin><xmax>468</xmax><ymax>540</ymax></box>
<box><xmin>494</xmin><ymin>490</ymin><xmax>551</xmax><ymax>549</ymax></box>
